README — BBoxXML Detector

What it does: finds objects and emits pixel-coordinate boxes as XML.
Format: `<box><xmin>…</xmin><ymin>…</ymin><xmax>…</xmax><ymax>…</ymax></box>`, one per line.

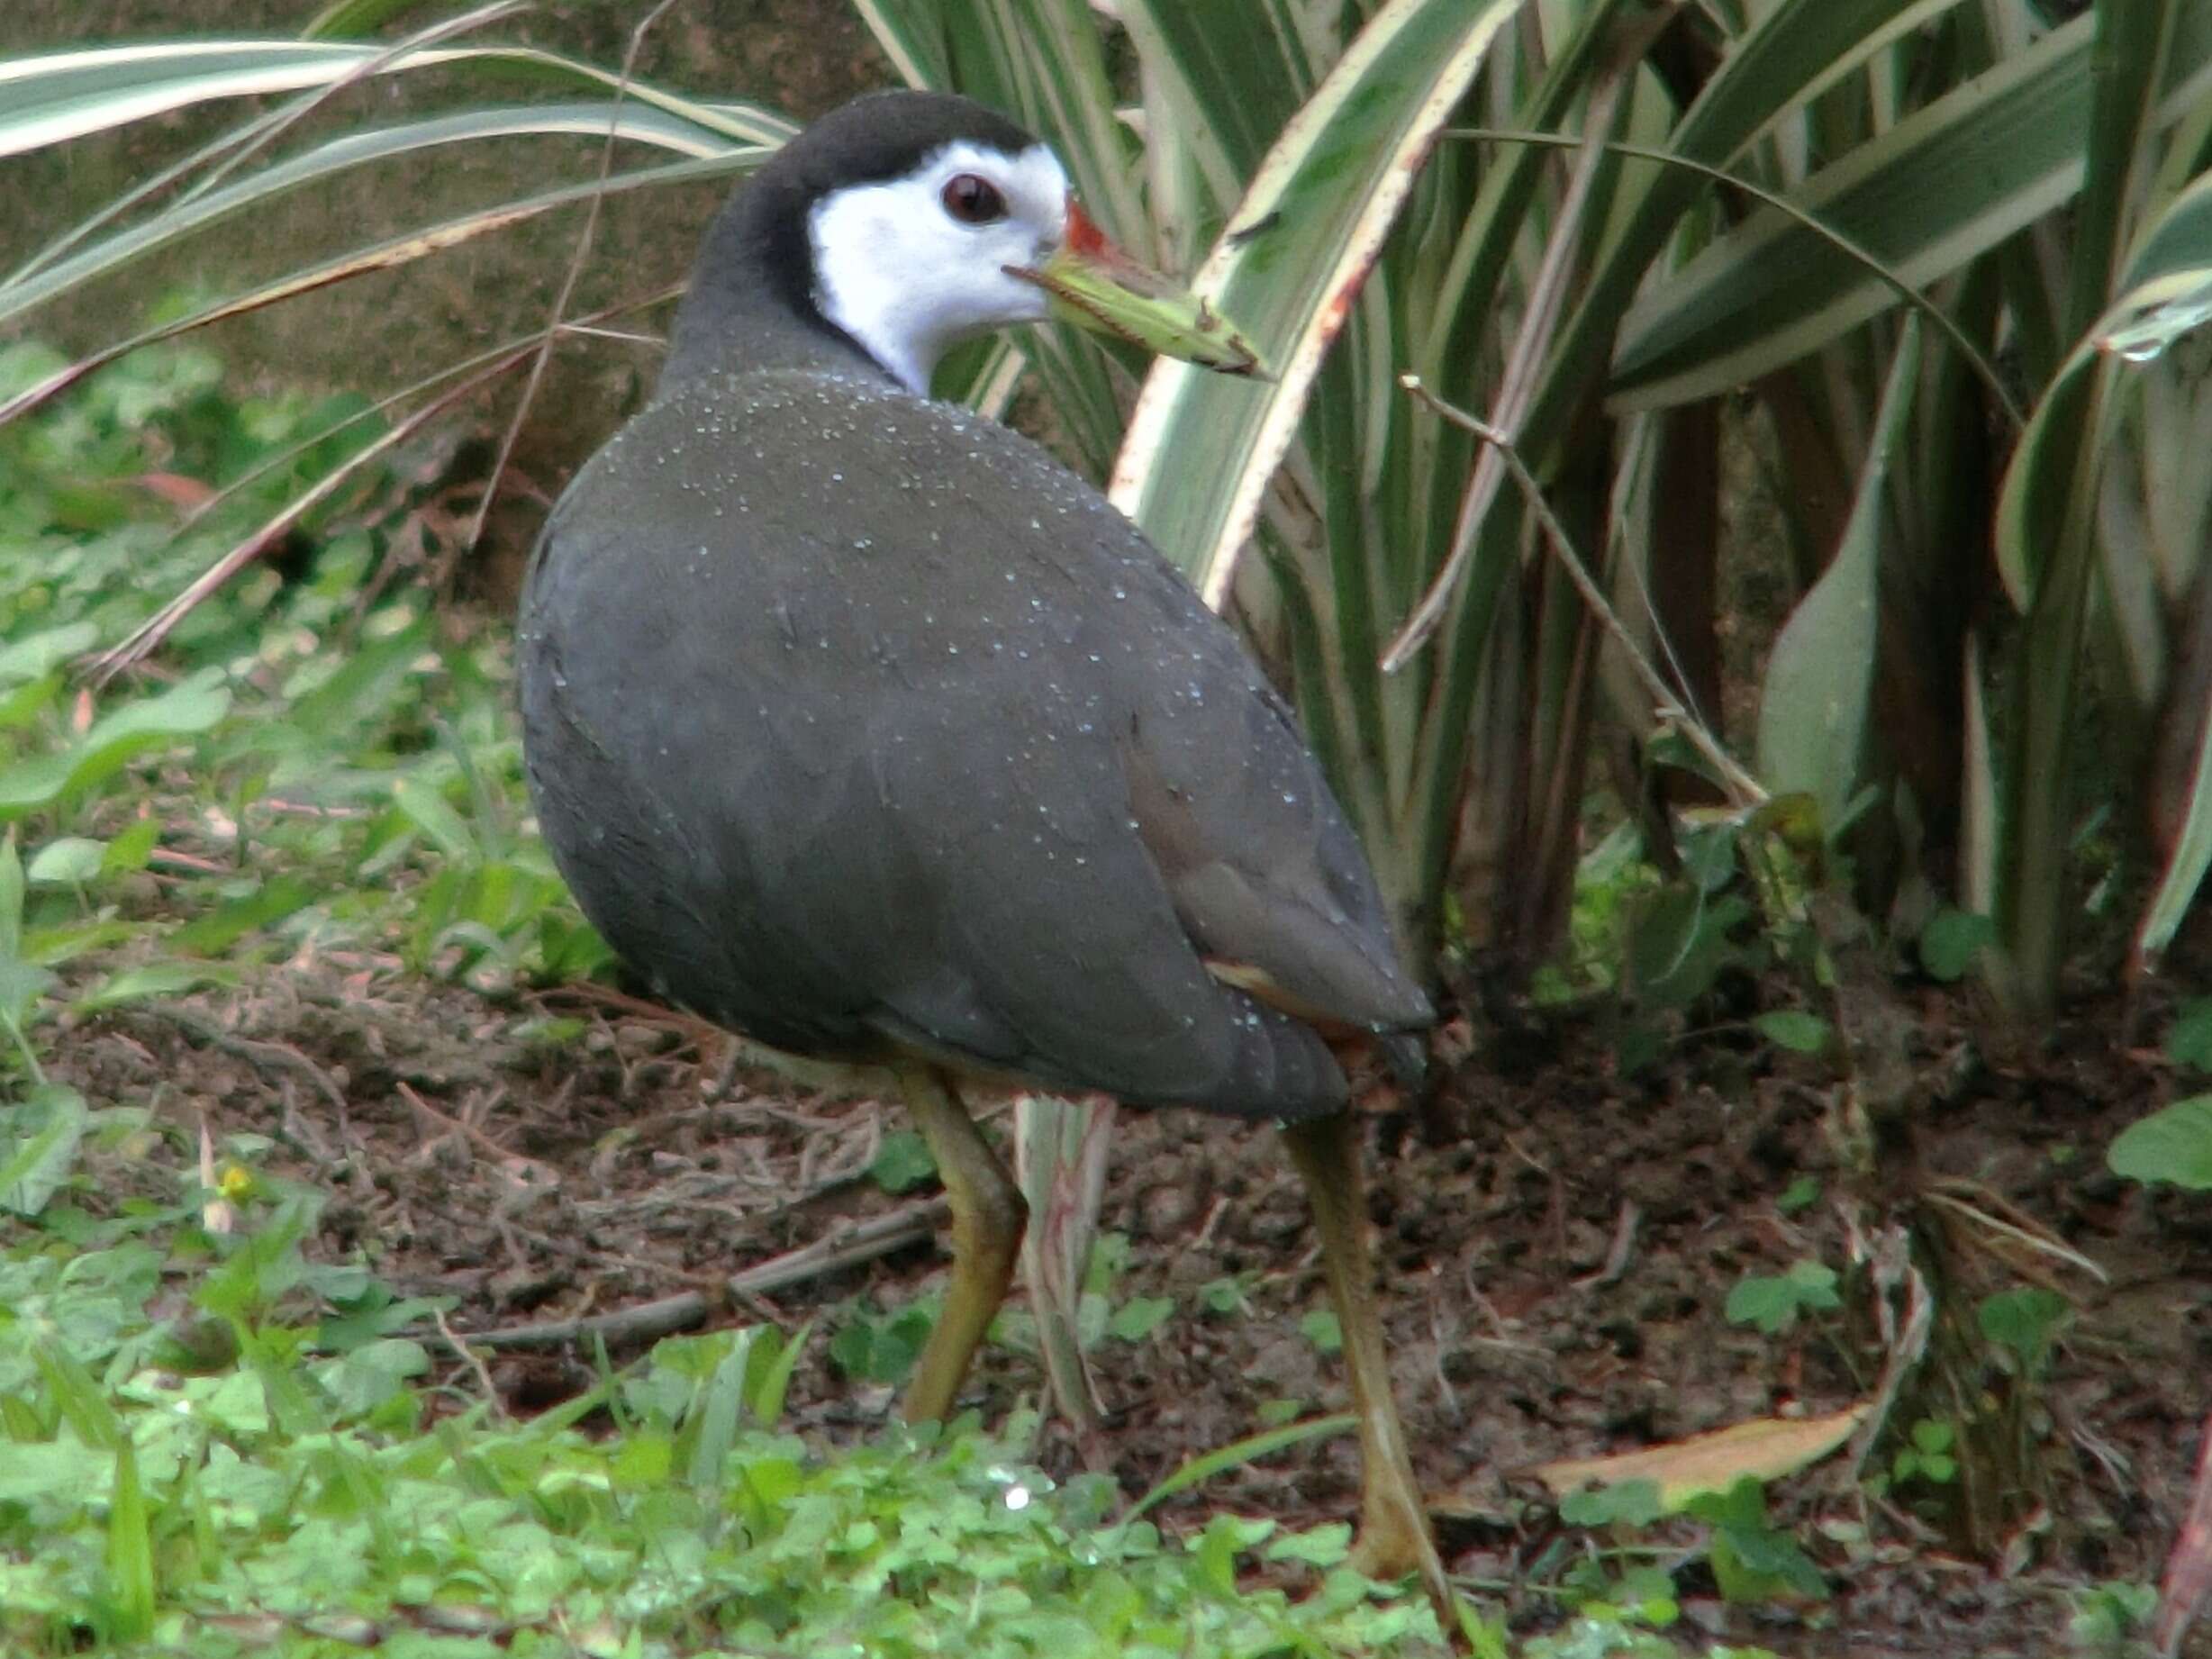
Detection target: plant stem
<box><xmin>1399</xmin><ymin>377</ymin><xmax>1767</xmax><ymax>811</ymax></box>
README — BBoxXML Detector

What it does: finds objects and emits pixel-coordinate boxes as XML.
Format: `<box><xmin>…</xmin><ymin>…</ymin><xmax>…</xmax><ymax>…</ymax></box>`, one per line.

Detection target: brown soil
<box><xmin>52</xmin><ymin>960</ymin><xmax>2212</xmax><ymax>1656</ymax></box>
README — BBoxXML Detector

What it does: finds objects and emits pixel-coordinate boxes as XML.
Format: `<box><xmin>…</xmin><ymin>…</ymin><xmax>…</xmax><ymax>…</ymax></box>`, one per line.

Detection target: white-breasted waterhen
<box><xmin>519</xmin><ymin>90</ymin><xmax>1449</xmax><ymax>1613</ymax></box>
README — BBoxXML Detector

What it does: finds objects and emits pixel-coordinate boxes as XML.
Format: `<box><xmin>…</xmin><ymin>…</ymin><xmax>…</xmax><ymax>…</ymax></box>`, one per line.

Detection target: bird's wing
<box><xmin>1101</xmin><ymin>603</ymin><xmax>1427</xmax><ymax>1038</ymax></box>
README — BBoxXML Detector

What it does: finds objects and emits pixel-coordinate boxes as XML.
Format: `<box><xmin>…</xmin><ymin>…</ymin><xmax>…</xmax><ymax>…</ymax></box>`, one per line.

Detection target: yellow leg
<box><xmin>896</xmin><ymin>1067</ymin><xmax>1028</xmax><ymax>1423</ymax></box>
<box><xmin>1281</xmin><ymin>1112</ymin><xmax>1455</xmax><ymax>1635</ymax></box>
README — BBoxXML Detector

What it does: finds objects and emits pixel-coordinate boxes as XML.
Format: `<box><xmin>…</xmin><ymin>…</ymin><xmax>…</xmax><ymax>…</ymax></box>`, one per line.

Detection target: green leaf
<box><xmin>1910</xmin><ymin>1419</ymin><xmax>1954</xmax><ymax>1455</ymax></box>
<box><xmin>683</xmin><ymin>1329</ymin><xmax>758</xmax><ymax>1491</ymax></box>
<box><xmin>1610</xmin><ymin>8</ymin><xmax>2212</xmax><ymax>409</ymax></box>
<box><xmin>1298</xmin><ymin>1309</ymin><xmax>1342</xmax><ymax>1355</ymax></box>
<box><xmin>104</xmin><ymin>1441</ymin><xmax>156</xmax><ymax>1643</ymax></box>
<box><xmin>1778</xmin><ymin>1175</ymin><xmax>1821</xmax><ymax>1214</ymax></box>
<box><xmin>1919</xmin><ymin>909</ymin><xmax>1996</xmax><ymax>982</ymax></box>
<box><xmin>100</xmin><ymin>818</ymin><xmax>161</xmax><ymax>875</ymax></box>
<box><xmin>1191</xmin><ymin>1510</ymin><xmax>1276</xmax><ymax>1592</ymax></box>
<box><xmin>0</xmin><ymin>1440</ymin><xmax>101</xmax><ymax>1505</ymax></box>
<box><xmin>1725</xmin><ymin>1277</ymin><xmax>1790</xmax><ymax>1333</ymax></box>
<box><xmin>1754</xmin><ymin>1011</ymin><xmax>1832</xmax><ymax>1055</ymax></box>
<box><xmin>1107</xmin><ymin>1296</ymin><xmax>1174</xmax><ymax>1343</ymax></box>
<box><xmin>3</xmin><ymin>118</ymin><xmax>761</xmax><ymax>356</ymax></box>
<box><xmin>1977</xmin><ymin>1286</ymin><xmax>2070</xmax><ymax>1371</ymax></box>
<box><xmin>1118</xmin><ymin>0</ymin><xmax>1319</xmax><ymax>205</ymax></box>
<box><xmin>2108</xmin><ymin>1093</ymin><xmax>2212</xmax><ymax>1191</ymax></box>
<box><xmin>318</xmin><ymin>1338</ymin><xmax>431</xmax><ymax>1416</ymax></box>
<box><xmin>74</xmin><ymin>960</ymin><xmax>237</xmax><ymax>1014</ymax></box>
<box><xmin>867</xmin><ymin>1129</ymin><xmax>937</xmax><ymax>1195</ymax></box>
<box><xmin>2135</xmin><ymin>530</ymin><xmax>2212</xmax><ymax>965</ymax></box>
<box><xmin>748</xmin><ymin>1320</ymin><xmax>808</xmax><ymax>1426</ymax></box>
<box><xmin>1627</xmin><ymin>887</ymin><xmax>1751</xmax><ymax>1010</ymax></box>
<box><xmin>1754</xmin><ymin>317</ymin><xmax>1920</xmax><ymax>828</ymax></box>
<box><xmin>26</xmin><ymin>837</ymin><xmax>105</xmax><ymax>885</ymax></box>
<box><xmin>0</xmin><ymin>621</ymin><xmax>97</xmax><ymax>684</ymax></box>
<box><xmin>33</xmin><ymin>1340</ymin><xmax>124</xmax><ymax>1450</ymax></box>
<box><xmin>827</xmin><ymin>1303</ymin><xmax>932</xmax><ymax>1386</ymax></box>
<box><xmin>0</xmin><ymin>1083</ymin><xmax>87</xmax><ymax>1215</ymax></box>
<box><xmin>0</xmin><ymin>40</ymin><xmax>788</xmax><ymax>161</ymax></box>
<box><xmin>1705</xmin><ymin>1502</ymin><xmax>1829</xmax><ymax>1603</ymax></box>
<box><xmin>0</xmin><ymin>672</ymin><xmax>231</xmax><ymax>818</ymax></box>
<box><xmin>848</xmin><ymin>0</ymin><xmax>952</xmax><ymax>93</ymax></box>
<box><xmin>0</xmin><ymin>830</ymin><xmax>22</xmax><ymax>960</ymax></box>
<box><xmin>1110</xmin><ymin>0</ymin><xmax>1521</xmax><ymax>601</ymax></box>
<box><xmin>1999</xmin><ymin>121</ymin><xmax>2212</xmax><ymax>611</ymax></box>
<box><xmin>1559</xmin><ymin>1478</ymin><xmax>1664</xmax><ymax>1529</ymax></box>
<box><xmin>168</xmin><ymin>875</ymin><xmax>316</xmax><ymax>955</ymax></box>
<box><xmin>1263</xmin><ymin>1521</ymin><xmax>1353</xmax><ymax>1566</ymax></box>
<box><xmin>1199</xmin><ymin>1275</ymin><xmax>1251</xmax><ymax>1316</ymax></box>
<box><xmin>389</xmin><ymin>775</ymin><xmax>476</xmax><ymax>862</ymax></box>
<box><xmin>2168</xmin><ymin>1001</ymin><xmax>2212</xmax><ymax>1071</ymax></box>
<box><xmin>1726</xmin><ymin>1261</ymin><xmax>1839</xmax><ymax>1334</ymax></box>
<box><xmin>302</xmin><ymin>0</ymin><xmax>451</xmax><ymax>37</ymax></box>
<box><xmin>0</xmin><ymin>958</ymin><xmax>57</xmax><ymax>1030</ymax></box>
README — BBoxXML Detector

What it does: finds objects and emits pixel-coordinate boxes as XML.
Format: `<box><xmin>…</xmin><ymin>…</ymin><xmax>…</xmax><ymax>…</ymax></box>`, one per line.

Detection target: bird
<box><xmin>517</xmin><ymin>89</ymin><xmax>1451</xmax><ymax>1617</ymax></box>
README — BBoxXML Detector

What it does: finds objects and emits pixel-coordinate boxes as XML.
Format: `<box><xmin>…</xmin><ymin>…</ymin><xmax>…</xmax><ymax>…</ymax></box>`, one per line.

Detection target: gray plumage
<box><xmin>518</xmin><ymin>95</ymin><xmax>1429</xmax><ymax>1122</ymax></box>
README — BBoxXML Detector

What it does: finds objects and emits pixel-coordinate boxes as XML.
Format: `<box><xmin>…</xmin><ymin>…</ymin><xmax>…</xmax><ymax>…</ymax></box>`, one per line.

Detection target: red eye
<box><xmin>940</xmin><ymin>173</ymin><xmax>1008</xmax><ymax>225</ymax></box>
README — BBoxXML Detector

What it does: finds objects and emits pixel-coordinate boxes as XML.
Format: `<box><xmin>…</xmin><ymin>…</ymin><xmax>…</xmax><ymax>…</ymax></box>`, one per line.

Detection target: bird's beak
<box><xmin>1006</xmin><ymin>197</ymin><xmax>1269</xmax><ymax>379</ymax></box>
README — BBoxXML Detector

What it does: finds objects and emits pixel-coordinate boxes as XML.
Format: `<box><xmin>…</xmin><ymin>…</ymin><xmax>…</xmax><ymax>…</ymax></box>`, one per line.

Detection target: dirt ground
<box><xmin>54</xmin><ymin>958</ymin><xmax>2212</xmax><ymax>1656</ymax></box>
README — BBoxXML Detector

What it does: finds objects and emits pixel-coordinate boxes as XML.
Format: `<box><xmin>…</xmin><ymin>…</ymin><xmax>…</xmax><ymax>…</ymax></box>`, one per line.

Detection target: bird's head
<box><xmin>741</xmin><ymin>91</ymin><xmax>1264</xmax><ymax>394</ymax></box>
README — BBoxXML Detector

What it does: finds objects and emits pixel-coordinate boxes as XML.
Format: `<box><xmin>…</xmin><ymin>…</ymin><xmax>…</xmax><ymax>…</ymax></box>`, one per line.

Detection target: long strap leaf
<box><xmin>1610</xmin><ymin>5</ymin><xmax>2212</xmax><ymax>409</ymax></box>
<box><xmin>1108</xmin><ymin>0</ymin><xmax>1522</xmax><ymax>605</ymax></box>
<box><xmin>0</xmin><ymin>39</ymin><xmax>789</xmax><ymax>158</ymax></box>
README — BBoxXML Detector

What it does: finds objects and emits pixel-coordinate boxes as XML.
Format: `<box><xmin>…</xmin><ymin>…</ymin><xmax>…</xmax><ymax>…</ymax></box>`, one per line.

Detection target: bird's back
<box><xmin>520</xmin><ymin>367</ymin><xmax>1428</xmax><ymax>1118</ymax></box>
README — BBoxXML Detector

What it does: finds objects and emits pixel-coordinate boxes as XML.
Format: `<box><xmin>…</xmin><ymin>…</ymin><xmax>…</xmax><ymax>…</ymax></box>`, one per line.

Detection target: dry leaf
<box><xmin>1529</xmin><ymin>1402</ymin><xmax>1872</xmax><ymax>1511</ymax></box>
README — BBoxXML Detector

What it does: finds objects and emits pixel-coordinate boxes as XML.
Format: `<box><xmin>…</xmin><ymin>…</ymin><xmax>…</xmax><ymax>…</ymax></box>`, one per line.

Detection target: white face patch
<box><xmin>809</xmin><ymin>140</ymin><xmax>1070</xmax><ymax>394</ymax></box>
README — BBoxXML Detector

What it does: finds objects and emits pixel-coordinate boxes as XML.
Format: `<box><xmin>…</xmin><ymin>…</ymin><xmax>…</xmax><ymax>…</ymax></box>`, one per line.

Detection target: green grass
<box><xmin>0</xmin><ymin>333</ymin><xmax>608</xmax><ymax>1029</ymax></box>
<box><xmin>1</xmin><ymin>1177</ymin><xmax>1467</xmax><ymax>1656</ymax></box>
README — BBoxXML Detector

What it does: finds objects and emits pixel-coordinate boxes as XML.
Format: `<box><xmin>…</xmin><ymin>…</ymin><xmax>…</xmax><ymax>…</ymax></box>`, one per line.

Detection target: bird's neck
<box><xmin>660</xmin><ymin>174</ymin><xmax>900</xmax><ymax>394</ymax></box>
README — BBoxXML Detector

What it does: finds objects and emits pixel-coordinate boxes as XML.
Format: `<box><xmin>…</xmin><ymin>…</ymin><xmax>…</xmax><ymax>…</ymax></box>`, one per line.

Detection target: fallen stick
<box><xmin>453</xmin><ymin>1197</ymin><xmax>950</xmax><ymax>1351</ymax></box>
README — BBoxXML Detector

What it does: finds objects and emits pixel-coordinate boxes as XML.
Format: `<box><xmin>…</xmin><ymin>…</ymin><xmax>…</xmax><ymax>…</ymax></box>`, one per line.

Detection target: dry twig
<box><xmin>459</xmin><ymin>1197</ymin><xmax>952</xmax><ymax>1351</ymax></box>
<box><xmin>434</xmin><ymin>1306</ymin><xmax>508</xmax><ymax>1420</ymax></box>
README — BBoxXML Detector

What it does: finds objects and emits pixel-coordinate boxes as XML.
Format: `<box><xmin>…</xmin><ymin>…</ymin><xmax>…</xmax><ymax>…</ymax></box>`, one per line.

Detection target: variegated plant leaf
<box><xmin>1609</xmin><ymin>5</ymin><xmax>2212</xmax><ymax>410</ymax></box>
<box><xmin>0</xmin><ymin>108</ymin><xmax>765</xmax><ymax>339</ymax></box>
<box><xmin>0</xmin><ymin>38</ymin><xmax>787</xmax><ymax>159</ymax></box>
<box><xmin>1108</xmin><ymin>0</ymin><xmax>1522</xmax><ymax>605</ymax></box>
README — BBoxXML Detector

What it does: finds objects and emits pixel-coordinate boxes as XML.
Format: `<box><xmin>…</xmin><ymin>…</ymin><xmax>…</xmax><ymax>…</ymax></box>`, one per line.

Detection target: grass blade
<box><xmin>1123</xmin><ymin>1414</ymin><xmax>1355</xmax><ymax>1522</ymax></box>
<box><xmin>104</xmin><ymin>1441</ymin><xmax>155</xmax><ymax>1644</ymax></box>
